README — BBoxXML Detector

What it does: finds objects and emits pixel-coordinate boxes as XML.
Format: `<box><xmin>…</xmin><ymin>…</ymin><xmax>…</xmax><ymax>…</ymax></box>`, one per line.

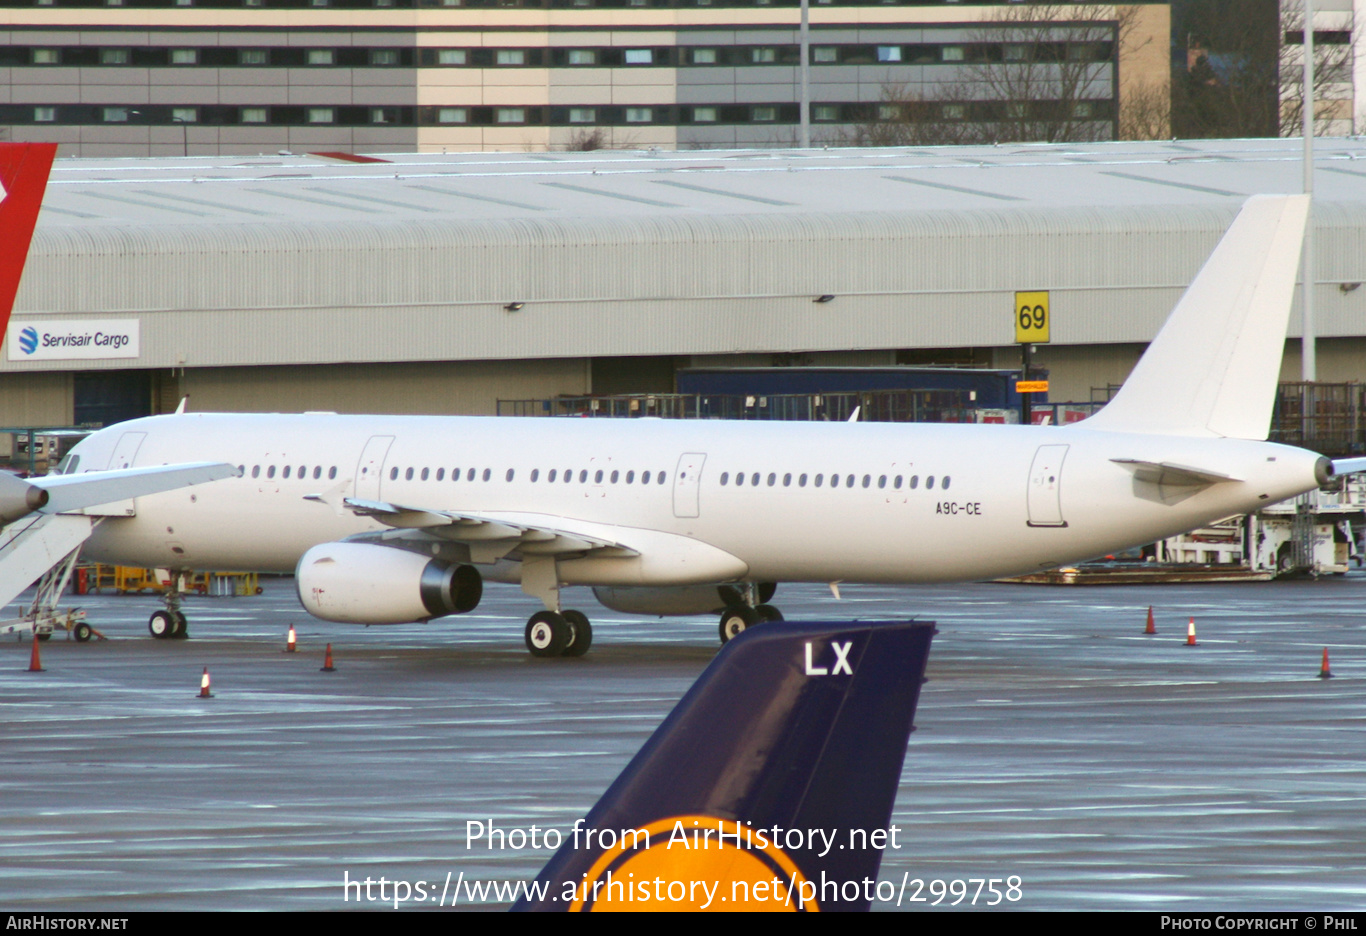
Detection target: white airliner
<box><xmin>50</xmin><ymin>194</ymin><xmax>1345</xmax><ymax>656</ymax></box>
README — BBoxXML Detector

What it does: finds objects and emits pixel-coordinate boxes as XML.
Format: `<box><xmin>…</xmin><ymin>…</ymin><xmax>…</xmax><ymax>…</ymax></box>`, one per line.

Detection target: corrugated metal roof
<box><xmin>9</xmin><ymin>139</ymin><xmax>1366</xmax><ymax>371</ymax></box>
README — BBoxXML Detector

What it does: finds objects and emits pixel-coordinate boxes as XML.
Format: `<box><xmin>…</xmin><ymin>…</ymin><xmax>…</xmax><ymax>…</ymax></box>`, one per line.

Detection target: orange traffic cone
<box><xmin>286</xmin><ymin>625</ymin><xmax>297</xmax><ymax>653</ymax></box>
<box><xmin>26</xmin><ymin>634</ymin><xmax>44</xmax><ymax>672</ymax></box>
<box><xmin>1319</xmin><ymin>648</ymin><xmax>1334</xmax><ymax>680</ymax></box>
<box><xmin>1144</xmin><ymin>606</ymin><xmax>1156</xmax><ymax>635</ymax></box>
<box><xmin>198</xmin><ymin>667</ymin><xmax>213</xmax><ymax>698</ymax></box>
<box><xmin>320</xmin><ymin>644</ymin><xmax>336</xmax><ymax>673</ymax></box>
<box><xmin>1185</xmin><ymin>617</ymin><xmax>1199</xmax><ymax>647</ymax></box>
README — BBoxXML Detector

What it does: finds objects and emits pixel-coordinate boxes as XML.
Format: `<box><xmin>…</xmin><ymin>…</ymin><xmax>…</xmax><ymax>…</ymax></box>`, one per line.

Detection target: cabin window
<box><xmin>506</xmin><ymin>469</ymin><xmax>515</xmax><ymax>481</ymax></box>
<box><xmin>909</xmin><ymin>475</ymin><xmax>919</xmax><ymax>489</ymax></box>
<box><xmin>894</xmin><ymin>475</ymin><xmax>902</xmax><ymax>489</ymax></box>
<box><xmin>642</xmin><ymin>471</ymin><xmax>651</xmax><ymax>484</ymax></box>
<box><xmin>750</xmin><ymin>473</ymin><xmax>759</xmax><ymax>486</ymax></box>
<box><xmin>564</xmin><ymin>469</ymin><xmax>573</xmax><ymax>483</ymax></box>
<box><xmin>846</xmin><ymin>474</ymin><xmax>855</xmax><ymax>488</ymax></box>
<box><xmin>467</xmin><ymin>468</ymin><xmax>475</xmax><ymax>481</ymax></box>
<box><xmin>595</xmin><ymin>470</ymin><xmax>604</xmax><ymax>483</ymax></box>
<box><xmin>530</xmin><ymin>469</ymin><xmax>539</xmax><ymax>482</ymax></box>
<box><xmin>267</xmin><ymin>465</ymin><xmax>276</xmax><ymax>479</ymax></box>
<box><xmin>942</xmin><ymin>476</ymin><xmax>951</xmax><ymax>490</ymax></box>
<box><xmin>658</xmin><ymin>472</ymin><xmax>667</xmax><ymax>484</ymax></box>
<box><xmin>814</xmin><ymin>474</ymin><xmax>823</xmax><ymax>487</ymax></box>
<box><xmin>720</xmin><ymin>472</ymin><xmax>729</xmax><ymax>485</ymax></box>
<box><xmin>452</xmin><ymin>468</ymin><xmax>461</xmax><ymax>481</ymax></box>
<box><xmin>783</xmin><ymin>473</ymin><xmax>792</xmax><ymax>487</ymax></box>
<box><xmin>390</xmin><ymin>467</ymin><xmax>398</xmax><ymax>480</ymax></box>
<box><xmin>626</xmin><ymin>471</ymin><xmax>635</xmax><ymax>484</ymax></box>
<box><xmin>329</xmin><ymin>466</ymin><xmax>337</xmax><ymax>480</ymax></box>
<box><xmin>437</xmin><ymin>468</ymin><xmax>445</xmax><ymax>481</ymax></box>
<box><xmin>735</xmin><ymin>472</ymin><xmax>744</xmax><ymax>487</ymax></box>
<box><xmin>610</xmin><ymin>470</ymin><xmax>619</xmax><ymax>484</ymax></box>
<box><xmin>283</xmin><ymin>466</ymin><xmax>291</xmax><ymax>479</ymax></box>
<box><xmin>580</xmin><ymin>470</ymin><xmax>588</xmax><ymax>483</ymax></box>
<box><xmin>878</xmin><ymin>475</ymin><xmax>887</xmax><ymax>489</ymax></box>
<box><xmin>764</xmin><ymin>473</ymin><xmax>774</xmax><ymax>487</ymax></box>
<box><xmin>406</xmin><ymin>467</ymin><xmax>414</xmax><ymax>481</ymax></box>
<box><xmin>862</xmin><ymin>475</ymin><xmax>871</xmax><ymax>488</ymax></box>
<box><xmin>828</xmin><ymin>474</ymin><xmax>838</xmax><ymax>488</ymax></box>
<box><xmin>548</xmin><ymin>469</ymin><xmax>557</xmax><ymax>482</ymax></box>
<box><xmin>421</xmin><ymin>468</ymin><xmax>430</xmax><ymax>481</ymax></box>
<box><xmin>799</xmin><ymin>473</ymin><xmax>807</xmax><ymax>487</ymax></box>
<box><xmin>252</xmin><ymin>465</ymin><xmax>260</xmax><ymax>478</ymax></box>
<box><xmin>482</xmin><ymin>468</ymin><xmax>491</xmax><ymax>481</ymax></box>
<box><xmin>927</xmin><ymin>476</ymin><xmax>935</xmax><ymax>490</ymax></box>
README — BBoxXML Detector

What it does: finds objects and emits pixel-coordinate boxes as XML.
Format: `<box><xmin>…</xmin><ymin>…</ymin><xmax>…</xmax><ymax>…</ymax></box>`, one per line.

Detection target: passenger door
<box><xmin>672</xmin><ymin>452</ymin><xmax>707</xmax><ymax>519</ymax></box>
<box><xmin>1026</xmin><ymin>444</ymin><xmax>1068</xmax><ymax>528</ymax></box>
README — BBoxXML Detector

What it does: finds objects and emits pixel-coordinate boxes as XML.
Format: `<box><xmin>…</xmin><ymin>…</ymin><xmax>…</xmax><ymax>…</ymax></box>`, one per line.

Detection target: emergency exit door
<box><xmin>1027</xmin><ymin>444</ymin><xmax>1068</xmax><ymax>528</ymax></box>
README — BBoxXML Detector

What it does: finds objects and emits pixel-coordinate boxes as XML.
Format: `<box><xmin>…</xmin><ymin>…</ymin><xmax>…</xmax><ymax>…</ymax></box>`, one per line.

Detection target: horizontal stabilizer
<box><xmin>36</xmin><ymin>462</ymin><xmax>241</xmax><ymax>514</ymax></box>
<box><xmin>1111</xmin><ymin>459</ymin><xmax>1243</xmax><ymax>487</ymax></box>
<box><xmin>1331</xmin><ymin>457</ymin><xmax>1366</xmax><ymax>476</ymax></box>
<box><xmin>1084</xmin><ymin>195</ymin><xmax>1309</xmax><ymax>440</ymax></box>
<box><xmin>514</xmin><ymin>620</ymin><xmax>936</xmax><ymax>912</ymax></box>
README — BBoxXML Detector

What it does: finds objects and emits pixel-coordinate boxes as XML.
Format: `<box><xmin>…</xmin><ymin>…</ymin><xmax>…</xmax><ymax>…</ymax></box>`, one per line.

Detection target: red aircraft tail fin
<box><xmin>0</xmin><ymin>143</ymin><xmax>57</xmax><ymax>340</ymax></box>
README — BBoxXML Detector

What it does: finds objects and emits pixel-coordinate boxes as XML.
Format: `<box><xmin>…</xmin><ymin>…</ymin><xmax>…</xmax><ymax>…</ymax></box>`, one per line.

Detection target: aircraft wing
<box><xmin>34</xmin><ymin>462</ymin><xmax>242</xmax><ymax>514</ymax></box>
<box><xmin>1331</xmin><ymin>457</ymin><xmax>1366</xmax><ymax>476</ymax></box>
<box><xmin>1111</xmin><ymin>458</ymin><xmax>1244</xmax><ymax>487</ymax></box>
<box><xmin>336</xmin><ymin>498</ymin><xmax>641</xmax><ymax>563</ymax></box>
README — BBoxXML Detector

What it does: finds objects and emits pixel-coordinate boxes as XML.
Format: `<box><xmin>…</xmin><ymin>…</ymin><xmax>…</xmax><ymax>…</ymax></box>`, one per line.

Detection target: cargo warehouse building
<box><xmin>2</xmin><ymin>137</ymin><xmax>1366</xmax><ymax>429</ymax></box>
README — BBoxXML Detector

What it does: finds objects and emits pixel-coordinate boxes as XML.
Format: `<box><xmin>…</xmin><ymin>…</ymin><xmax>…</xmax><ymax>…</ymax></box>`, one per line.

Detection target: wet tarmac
<box><xmin>0</xmin><ymin>575</ymin><xmax>1362</xmax><ymax>911</ymax></box>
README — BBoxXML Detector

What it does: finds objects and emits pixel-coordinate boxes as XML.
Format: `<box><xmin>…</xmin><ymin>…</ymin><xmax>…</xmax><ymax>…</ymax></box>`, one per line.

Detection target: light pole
<box><xmin>172</xmin><ymin>116</ymin><xmax>188</xmax><ymax>158</ymax></box>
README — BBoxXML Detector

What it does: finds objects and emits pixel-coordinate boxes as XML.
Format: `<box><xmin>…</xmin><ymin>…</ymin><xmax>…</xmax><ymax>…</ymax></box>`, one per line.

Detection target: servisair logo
<box><xmin>567</xmin><ymin>815</ymin><xmax>817</xmax><ymax>911</ymax></box>
<box><xmin>17</xmin><ymin>326</ymin><xmax>37</xmax><ymax>355</ymax></box>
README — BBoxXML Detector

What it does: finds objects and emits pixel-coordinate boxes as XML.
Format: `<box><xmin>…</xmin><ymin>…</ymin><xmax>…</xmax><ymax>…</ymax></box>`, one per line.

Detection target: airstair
<box><xmin>0</xmin><ymin>512</ymin><xmax>97</xmax><ymax>641</ymax></box>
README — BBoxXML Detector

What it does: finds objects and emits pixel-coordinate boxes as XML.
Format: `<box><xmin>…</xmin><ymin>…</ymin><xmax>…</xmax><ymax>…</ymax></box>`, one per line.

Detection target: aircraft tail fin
<box><xmin>0</xmin><ymin>143</ymin><xmax>56</xmax><ymax>343</ymax></box>
<box><xmin>513</xmin><ymin>619</ymin><xmax>935</xmax><ymax>912</ymax></box>
<box><xmin>1083</xmin><ymin>194</ymin><xmax>1309</xmax><ymax>440</ymax></box>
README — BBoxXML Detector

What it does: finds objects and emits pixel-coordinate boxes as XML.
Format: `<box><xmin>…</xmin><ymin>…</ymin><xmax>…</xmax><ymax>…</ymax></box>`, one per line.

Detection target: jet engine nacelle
<box><xmin>0</xmin><ymin>471</ymin><xmax>47</xmax><ymax>524</ymax></box>
<box><xmin>592</xmin><ymin>582</ymin><xmax>775</xmax><ymax>617</ymax></box>
<box><xmin>296</xmin><ymin>542</ymin><xmax>482</xmax><ymax>624</ymax></box>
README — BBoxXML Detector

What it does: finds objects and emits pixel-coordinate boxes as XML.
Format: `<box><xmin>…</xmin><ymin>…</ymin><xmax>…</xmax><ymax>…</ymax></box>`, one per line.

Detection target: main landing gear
<box><xmin>524</xmin><ymin>609</ymin><xmax>592</xmax><ymax>658</ymax></box>
<box><xmin>148</xmin><ymin>572</ymin><xmax>189</xmax><ymax>640</ymax></box>
<box><xmin>717</xmin><ymin>583</ymin><xmax>781</xmax><ymax>644</ymax></box>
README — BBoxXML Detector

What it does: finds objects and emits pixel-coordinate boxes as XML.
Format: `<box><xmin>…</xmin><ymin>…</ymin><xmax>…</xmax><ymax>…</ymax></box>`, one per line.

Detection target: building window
<box><xmin>170</xmin><ymin>49</ymin><xmax>199</xmax><ymax>65</ymax></box>
<box><xmin>172</xmin><ymin>107</ymin><xmax>198</xmax><ymax>123</ymax></box>
<box><xmin>312</xmin><ymin>0</ymin><xmax>329</xmax><ymax>6</ymax></box>
<box><xmin>1004</xmin><ymin>43</ymin><xmax>1029</xmax><ymax>62</ymax></box>
<box><xmin>307</xmin><ymin>50</ymin><xmax>335</xmax><ymax>66</ymax></box>
<box><xmin>625</xmin><ymin>107</ymin><xmax>652</xmax><ymax>123</ymax></box>
<box><xmin>1005</xmin><ymin>102</ymin><xmax>1027</xmax><ymax>119</ymax></box>
<box><xmin>34</xmin><ymin>107</ymin><xmax>55</xmax><ymax>123</ymax></box>
<box><xmin>100</xmin><ymin>49</ymin><xmax>130</xmax><ymax>65</ymax></box>
<box><xmin>103</xmin><ymin>107</ymin><xmax>129</xmax><ymax>123</ymax></box>
<box><xmin>690</xmin><ymin>48</ymin><xmax>717</xmax><ymax>64</ymax></box>
<box><xmin>943</xmin><ymin>103</ymin><xmax>966</xmax><ymax>120</ymax></box>
<box><xmin>370</xmin><ymin>49</ymin><xmax>399</xmax><ymax>66</ymax></box>
<box><xmin>307</xmin><ymin>107</ymin><xmax>335</xmax><ymax>124</ymax></box>
<box><xmin>1073</xmin><ymin>101</ymin><xmax>1094</xmax><ymax>119</ymax></box>
<box><xmin>567</xmin><ymin>49</ymin><xmax>597</xmax><ymax>66</ymax></box>
<box><xmin>438</xmin><ymin>107</ymin><xmax>468</xmax><ymax>124</ymax></box>
<box><xmin>751</xmin><ymin>48</ymin><xmax>776</xmax><ymax>64</ymax></box>
<box><xmin>437</xmin><ymin>49</ymin><xmax>467</xmax><ymax>66</ymax></box>
<box><xmin>941</xmin><ymin>46</ymin><xmax>965</xmax><ymax>62</ymax></box>
<box><xmin>244</xmin><ymin>0</ymin><xmax>262</xmax><ymax>6</ymax></box>
<box><xmin>813</xmin><ymin>46</ymin><xmax>837</xmax><ymax>63</ymax></box>
<box><xmin>31</xmin><ymin>49</ymin><xmax>58</xmax><ymax>65</ymax></box>
<box><xmin>495</xmin><ymin>50</ymin><xmax>526</xmax><ymax>66</ymax></box>
<box><xmin>495</xmin><ymin>108</ymin><xmax>525</xmax><ymax>124</ymax></box>
<box><xmin>568</xmin><ymin>108</ymin><xmax>596</xmax><ymax>124</ymax></box>
<box><xmin>371</xmin><ymin>107</ymin><xmax>399</xmax><ymax>124</ymax></box>
<box><xmin>812</xmin><ymin>104</ymin><xmax>838</xmax><ymax>122</ymax></box>
<box><xmin>240</xmin><ymin>49</ymin><xmax>268</xmax><ymax>65</ymax></box>
<box><xmin>877</xmin><ymin>104</ymin><xmax>900</xmax><ymax>121</ymax></box>
<box><xmin>693</xmin><ymin>106</ymin><xmax>717</xmax><ymax>122</ymax></box>
<box><xmin>624</xmin><ymin>49</ymin><xmax>653</xmax><ymax>65</ymax></box>
<box><xmin>876</xmin><ymin>46</ymin><xmax>902</xmax><ymax>63</ymax></box>
<box><xmin>752</xmin><ymin>106</ymin><xmax>776</xmax><ymax>122</ymax></box>
<box><xmin>241</xmin><ymin>107</ymin><xmax>267</xmax><ymax>123</ymax></box>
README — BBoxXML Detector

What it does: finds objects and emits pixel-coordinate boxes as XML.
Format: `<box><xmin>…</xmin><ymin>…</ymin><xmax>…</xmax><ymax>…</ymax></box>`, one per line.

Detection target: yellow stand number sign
<box><xmin>1015</xmin><ymin>291</ymin><xmax>1050</xmax><ymax>345</ymax></box>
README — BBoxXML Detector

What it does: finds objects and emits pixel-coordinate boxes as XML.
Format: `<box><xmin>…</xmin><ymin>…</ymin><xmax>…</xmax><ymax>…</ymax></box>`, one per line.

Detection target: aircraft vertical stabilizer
<box><xmin>0</xmin><ymin>143</ymin><xmax>57</xmax><ymax>340</ymax></box>
<box><xmin>1083</xmin><ymin>194</ymin><xmax>1309</xmax><ymax>440</ymax></box>
<box><xmin>513</xmin><ymin>619</ymin><xmax>935</xmax><ymax>912</ymax></box>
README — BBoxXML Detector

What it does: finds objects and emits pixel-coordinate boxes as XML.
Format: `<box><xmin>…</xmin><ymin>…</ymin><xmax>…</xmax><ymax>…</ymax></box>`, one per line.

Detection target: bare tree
<box><xmin>1278</xmin><ymin>0</ymin><xmax>1359</xmax><ymax>136</ymax></box>
<box><xmin>851</xmin><ymin>3</ymin><xmax>1163</xmax><ymax>147</ymax></box>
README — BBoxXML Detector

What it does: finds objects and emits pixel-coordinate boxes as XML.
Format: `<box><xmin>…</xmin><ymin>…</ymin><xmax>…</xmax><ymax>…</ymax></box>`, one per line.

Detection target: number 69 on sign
<box><xmin>1015</xmin><ymin>291</ymin><xmax>1050</xmax><ymax>344</ymax></box>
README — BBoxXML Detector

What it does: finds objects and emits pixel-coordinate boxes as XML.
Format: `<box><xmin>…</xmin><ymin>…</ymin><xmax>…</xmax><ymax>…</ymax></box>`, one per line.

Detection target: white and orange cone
<box><xmin>1144</xmin><ymin>606</ymin><xmax>1156</xmax><ymax>635</ymax></box>
<box><xmin>26</xmin><ymin>634</ymin><xmax>44</xmax><ymax>672</ymax></box>
<box><xmin>198</xmin><ymin>667</ymin><xmax>213</xmax><ymax>698</ymax></box>
<box><xmin>286</xmin><ymin>625</ymin><xmax>297</xmax><ymax>653</ymax></box>
<box><xmin>1319</xmin><ymin>648</ymin><xmax>1334</xmax><ymax>680</ymax></box>
<box><xmin>1185</xmin><ymin>617</ymin><xmax>1199</xmax><ymax>647</ymax></box>
<box><xmin>320</xmin><ymin>644</ymin><xmax>336</xmax><ymax>673</ymax></box>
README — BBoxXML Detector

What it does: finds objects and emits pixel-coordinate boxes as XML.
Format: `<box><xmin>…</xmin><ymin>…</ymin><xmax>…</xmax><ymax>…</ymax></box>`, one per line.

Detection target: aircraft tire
<box><xmin>148</xmin><ymin>610</ymin><xmax>175</xmax><ymax>640</ymax></box>
<box><xmin>170</xmin><ymin>611</ymin><xmax>189</xmax><ymax>639</ymax></box>
<box><xmin>73</xmin><ymin>621</ymin><xmax>92</xmax><ymax>643</ymax></box>
<box><xmin>525</xmin><ymin>611</ymin><xmax>571</xmax><ymax>658</ymax></box>
<box><xmin>754</xmin><ymin>604</ymin><xmax>783</xmax><ymax>623</ymax></box>
<box><xmin>561</xmin><ymin>610</ymin><xmax>592</xmax><ymax>657</ymax></box>
<box><xmin>718</xmin><ymin>606</ymin><xmax>759</xmax><ymax>644</ymax></box>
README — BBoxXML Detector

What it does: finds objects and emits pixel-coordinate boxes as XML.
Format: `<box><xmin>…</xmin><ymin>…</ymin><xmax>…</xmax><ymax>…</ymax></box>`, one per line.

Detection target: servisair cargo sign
<box><xmin>7</xmin><ymin>320</ymin><xmax>140</xmax><ymax>361</ymax></box>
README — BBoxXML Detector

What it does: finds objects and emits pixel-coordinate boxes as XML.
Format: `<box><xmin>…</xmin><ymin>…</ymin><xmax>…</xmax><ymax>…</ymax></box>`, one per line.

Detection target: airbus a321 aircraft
<box><xmin>52</xmin><ymin>194</ymin><xmax>1342</xmax><ymax>657</ymax></box>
